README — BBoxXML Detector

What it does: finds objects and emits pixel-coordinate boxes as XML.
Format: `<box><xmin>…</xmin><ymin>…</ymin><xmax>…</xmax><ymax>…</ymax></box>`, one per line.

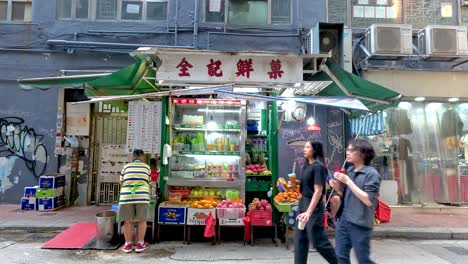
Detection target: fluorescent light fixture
<box><xmin>307</xmin><ymin>117</ymin><xmax>316</xmax><ymax>126</ymax></box>
<box><xmin>414</xmin><ymin>97</ymin><xmax>425</xmax><ymax>102</ymax></box>
<box><xmin>233</xmin><ymin>87</ymin><xmax>260</xmax><ymax>93</ymax></box>
<box><xmin>448</xmin><ymin>97</ymin><xmax>459</xmax><ymax>102</ymax></box>
<box><xmin>197</xmin><ymin>109</ymin><xmax>239</xmax><ymax>113</ymax></box>
<box><xmin>398</xmin><ymin>102</ymin><xmax>412</xmax><ymax>109</ymax></box>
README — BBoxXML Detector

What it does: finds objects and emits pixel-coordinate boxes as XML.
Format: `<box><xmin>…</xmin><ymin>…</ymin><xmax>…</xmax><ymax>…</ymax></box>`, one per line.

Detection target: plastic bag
<box><xmin>375</xmin><ymin>198</ymin><xmax>391</xmax><ymax>223</ymax></box>
<box><xmin>204</xmin><ymin>212</ymin><xmax>216</xmax><ymax>238</ymax></box>
<box><xmin>243</xmin><ymin>215</ymin><xmax>251</xmax><ymax>241</ymax></box>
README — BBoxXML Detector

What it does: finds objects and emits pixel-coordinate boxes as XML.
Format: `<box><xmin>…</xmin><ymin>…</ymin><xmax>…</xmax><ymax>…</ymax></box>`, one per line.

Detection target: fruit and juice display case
<box><xmin>159</xmin><ymin>98</ymin><xmax>247</xmax><ymax>226</ymax></box>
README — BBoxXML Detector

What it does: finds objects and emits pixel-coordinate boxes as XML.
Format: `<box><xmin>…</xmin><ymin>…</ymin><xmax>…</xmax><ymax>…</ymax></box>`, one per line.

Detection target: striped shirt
<box><xmin>119</xmin><ymin>160</ymin><xmax>151</xmax><ymax>205</ymax></box>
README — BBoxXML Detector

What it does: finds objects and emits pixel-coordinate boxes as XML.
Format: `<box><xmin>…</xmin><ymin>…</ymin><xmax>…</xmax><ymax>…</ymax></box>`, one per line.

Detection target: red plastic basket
<box><xmin>249</xmin><ymin>211</ymin><xmax>273</xmax><ymax>226</ymax></box>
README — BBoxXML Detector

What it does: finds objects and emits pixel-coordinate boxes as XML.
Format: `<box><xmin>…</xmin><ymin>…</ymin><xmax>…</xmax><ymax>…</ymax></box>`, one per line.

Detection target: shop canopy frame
<box><xmin>17</xmin><ymin>47</ymin><xmax>401</xmax><ymax>113</ymax></box>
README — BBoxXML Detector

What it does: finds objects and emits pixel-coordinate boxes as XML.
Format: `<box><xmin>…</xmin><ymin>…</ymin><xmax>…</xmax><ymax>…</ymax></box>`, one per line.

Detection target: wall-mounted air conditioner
<box><xmin>368</xmin><ymin>24</ymin><xmax>413</xmax><ymax>55</ymax></box>
<box><xmin>419</xmin><ymin>25</ymin><xmax>468</xmax><ymax>56</ymax></box>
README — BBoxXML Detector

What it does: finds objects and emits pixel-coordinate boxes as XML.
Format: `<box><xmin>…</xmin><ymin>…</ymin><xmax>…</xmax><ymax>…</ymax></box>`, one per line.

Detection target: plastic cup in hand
<box><xmin>335</xmin><ymin>169</ymin><xmax>345</xmax><ymax>178</ymax></box>
<box><xmin>298</xmin><ymin>220</ymin><xmax>306</xmax><ymax>230</ymax></box>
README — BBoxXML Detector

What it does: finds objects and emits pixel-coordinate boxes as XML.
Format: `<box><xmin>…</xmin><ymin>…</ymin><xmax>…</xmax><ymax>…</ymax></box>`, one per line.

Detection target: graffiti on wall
<box><xmin>0</xmin><ymin>117</ymin><xmax>48</xmax><ymax>192</ymax></box>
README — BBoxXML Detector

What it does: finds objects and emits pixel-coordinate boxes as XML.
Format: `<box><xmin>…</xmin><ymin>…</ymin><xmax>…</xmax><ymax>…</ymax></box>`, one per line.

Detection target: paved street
<box><xmin>1</xmin><ymin>230</ymin><xmax>467</xmax><ymax>264</ymax></box>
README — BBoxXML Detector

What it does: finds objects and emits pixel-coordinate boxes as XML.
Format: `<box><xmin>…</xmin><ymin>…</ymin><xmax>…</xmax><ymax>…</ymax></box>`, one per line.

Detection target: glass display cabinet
<box><xmin>166</xmin><ymin>98</ymin><xmax>247</xmax><ymax>201</ymax></box>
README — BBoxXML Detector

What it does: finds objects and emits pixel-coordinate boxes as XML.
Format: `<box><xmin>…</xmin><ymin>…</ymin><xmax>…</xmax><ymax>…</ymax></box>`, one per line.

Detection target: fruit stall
<box><xmin>156</xmin><ymin>96</ymin><xmax>280</xmax><ymax>243</ymax></box>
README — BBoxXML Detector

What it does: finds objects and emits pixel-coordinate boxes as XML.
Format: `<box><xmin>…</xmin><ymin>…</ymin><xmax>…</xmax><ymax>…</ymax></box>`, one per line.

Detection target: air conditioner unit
<box><xmin>305</xmin><ymin>23</ymin><xmax>345</xmax><ymax>66</ymax></box>
<box><xmin>419</xmin><ymin>25</ymin><xmax>468</xmax><ymax>56</ymax></box>
<box><xmin>368</xmin><ymin>24</ymin><xmax>413</xmax><ymax>55</ymax></box>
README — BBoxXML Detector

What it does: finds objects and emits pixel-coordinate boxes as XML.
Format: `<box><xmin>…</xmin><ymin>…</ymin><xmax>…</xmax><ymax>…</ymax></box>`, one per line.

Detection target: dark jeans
<box><xmin>335</xmin><ymin>218</ymin><xmax>375</xmax><ymax>264</ymax></box>
<box><xmin>294</xmin><ymin>197</ymin><xmax>338</xmax><ymax>264</ymax></box>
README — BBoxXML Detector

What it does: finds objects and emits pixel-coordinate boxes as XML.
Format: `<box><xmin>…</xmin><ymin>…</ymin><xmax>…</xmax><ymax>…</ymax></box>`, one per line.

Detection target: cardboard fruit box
<box><xmin>216</xmin><ymin>206</ymin><xmax>245</xmax><ymax>219</ymax></box>
<box><xmin>24</xmin><ymin>186</ymin><xmax>40</xmax><ymax>198</ymax></box>
<box><xmin>186</xmin><ymin>208</ymin><xmax>216</xmax><ymax>225</ymax></box>
<box><xmin>36</xmin><ymin>187</ymin><xmax>64</xmax><ymax>199</ymax></box>
<box><xmin>21</xmin><ymin>197</ymin><xmax>37</xmax><ymax>211</ymax></box>
<box><xmin>38</xmin><ymin>195</ymin><xmax>64</xmax><ymax>211</ymax></box>
<box><xmin>39</xmin><ymin>174</ymin><xmax>65</xmax><ymax>189</ymax></box>
<box><xmin>158</xmin><ymin>202</ymin><xmax>187</xmax><ymax>225</ymax></box>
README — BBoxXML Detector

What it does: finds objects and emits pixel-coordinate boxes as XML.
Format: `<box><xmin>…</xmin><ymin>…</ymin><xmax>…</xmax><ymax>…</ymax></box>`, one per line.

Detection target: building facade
<box><xmin>0</xmin><ymin>0</ymin><xmax>326</xmax><ymax>204</ymax></box>
<box><xmin>329</xmin><ymin>0</ymin><xmax>468</xmax><ymax>205</ymax></box>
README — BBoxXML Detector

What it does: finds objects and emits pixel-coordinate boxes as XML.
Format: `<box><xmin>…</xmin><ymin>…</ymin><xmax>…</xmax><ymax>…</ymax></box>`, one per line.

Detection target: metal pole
<box><xmin>175</xmin><ymin>0</ymin><xmax>179</xmax><ymax>46</ymax></box>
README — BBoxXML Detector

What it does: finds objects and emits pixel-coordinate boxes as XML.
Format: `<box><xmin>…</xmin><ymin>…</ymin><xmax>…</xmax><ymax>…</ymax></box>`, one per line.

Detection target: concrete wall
<box><xmin>0</xmin><ymin>0</ymin><xmax>327</xmax><ymax>204</ymax></box>
<box><xmin>0</xmin><ymin>84</ymin><xmax>58</xmax><ymax>203</ymax></box>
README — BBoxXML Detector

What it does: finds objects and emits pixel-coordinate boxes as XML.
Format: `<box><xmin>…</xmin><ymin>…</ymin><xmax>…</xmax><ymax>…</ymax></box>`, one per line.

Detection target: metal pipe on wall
<box><xmin>175</xmin><ymin>0</ymin><xmax>178</xmax><ymax>46</ymax></box>
<box><xmin>193</xmin><ymin>0</ymin><xmax>199</xmax><ymax>48</ymax></box>
<box><xmin>87</xmin><ymin>30</ymin><xmax>175</xmax><ymax>35</ymax></box>
<box><xmin>47</xmin><ymin>40</ymin><xmax>195</xmax><ymax>49</ymax></box>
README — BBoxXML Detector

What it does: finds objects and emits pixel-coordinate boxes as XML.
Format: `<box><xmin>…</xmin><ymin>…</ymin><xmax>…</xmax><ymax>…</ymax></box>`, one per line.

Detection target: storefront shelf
<box><xmin>174</xmin><ymin>151</ymin><xmax>241</xmax><ymax>156</ymax></box>
<box><xmin>245</xmin><ymin>181</ymin><xmax>271</xmax><ymax>192</ymax></box>
<box><xmin>247</xmin><ymin>134</ymin><xmax>267</xmax><ymax>138</ymax></box>
<box><xmin>173</xmin><ymin>124</ymin><xmax>241</xmax><ymax>132</ymax></box>
<box><xmin>166</xmin><ymin>178</ymin><xmax>244</xmax><ymax>188</ymax></box>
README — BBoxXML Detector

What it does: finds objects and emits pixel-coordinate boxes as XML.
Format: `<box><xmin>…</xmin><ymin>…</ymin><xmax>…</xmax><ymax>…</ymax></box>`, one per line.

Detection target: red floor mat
<box><xmin>42</xmin><ymin>222</ymin><xmax>97</xmax><ymax>249</ymax></box>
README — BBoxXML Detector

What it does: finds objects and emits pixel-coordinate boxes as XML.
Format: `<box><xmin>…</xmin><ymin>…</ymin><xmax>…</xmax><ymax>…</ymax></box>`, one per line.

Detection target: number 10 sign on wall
<box><xmin>126</xmin><ymin>101</ymin><xmax>162</xmax><ymax>154</ymax></box>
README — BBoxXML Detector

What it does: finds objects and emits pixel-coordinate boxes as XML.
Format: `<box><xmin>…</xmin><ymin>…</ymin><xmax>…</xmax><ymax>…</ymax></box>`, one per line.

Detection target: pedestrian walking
<box><xmin>294</xmin><ymin>141</ymin><xmax>338</xmax><ymax>264</ymax></box>
<box><xmin>119</xmin><ymin>149</ymin><xmax>151</xmax><ymax>253</ymax></box>
<box><xmin>331</xmin><ymin>139</ymin><xmax>382</xmax><ymax>264</ymax></box>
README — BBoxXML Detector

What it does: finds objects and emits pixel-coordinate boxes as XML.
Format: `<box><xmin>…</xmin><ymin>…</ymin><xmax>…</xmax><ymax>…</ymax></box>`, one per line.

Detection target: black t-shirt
<box><xmin>300</xmin><ymin>161</ymin><xmax>327</xmax><ymax>198</ymax></box>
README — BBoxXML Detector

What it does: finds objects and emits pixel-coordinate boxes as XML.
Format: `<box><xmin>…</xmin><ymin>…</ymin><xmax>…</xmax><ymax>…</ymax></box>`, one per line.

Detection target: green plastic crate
<box><xmin>274</xmin><ymin>201</ymin><xmax>297</xmax><ymax>213</ymax></box>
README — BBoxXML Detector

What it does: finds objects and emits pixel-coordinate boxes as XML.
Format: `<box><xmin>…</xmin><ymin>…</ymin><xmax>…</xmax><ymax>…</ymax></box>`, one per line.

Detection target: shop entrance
<box><xmin>89</xmin><ymin>102</ymin><xmax>128</xmax><ymax>205</ymax></box>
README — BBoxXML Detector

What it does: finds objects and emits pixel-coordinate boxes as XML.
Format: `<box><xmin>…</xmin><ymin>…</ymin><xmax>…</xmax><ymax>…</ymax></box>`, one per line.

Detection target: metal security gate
<box><xmin>90</xmin><ymin>107</ymin><xmax>129</xmax><ymax>205</ymax></box>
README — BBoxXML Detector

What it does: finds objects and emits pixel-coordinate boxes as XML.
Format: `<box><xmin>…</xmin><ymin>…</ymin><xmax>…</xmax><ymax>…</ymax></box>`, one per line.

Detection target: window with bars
<box><xmin>56</xmin><ymin>0</ymin><xmax>167</xmax><ymax>21</ymax></box>
<box><xmin>0</xmin><ymin>0</ymin><xmax>32</xmax><ymax>22</ymax></box>
<box><xmin>205</xmin><ymin>0</ymin><xmax>291</xmax><ymax>25</ymax></box>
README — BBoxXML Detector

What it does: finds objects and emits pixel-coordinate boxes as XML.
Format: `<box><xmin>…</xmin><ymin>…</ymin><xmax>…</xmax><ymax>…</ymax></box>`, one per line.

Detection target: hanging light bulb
<box><xmin>306</xmin><ymin>105</ymin><xmax>321</xmax><ymax>131</ymax></box>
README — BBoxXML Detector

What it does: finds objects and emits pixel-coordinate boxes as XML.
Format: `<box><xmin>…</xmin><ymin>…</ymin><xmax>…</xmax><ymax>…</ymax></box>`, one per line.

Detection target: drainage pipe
<box><xmin>175</xmin><ymin>0</ymin><xmax>179</xmax><ymax>46</ymax></box>
<box><xmin>193</xmin><ymin>0</ymin><xmax>199</xmax><ymax>48</ymax></box>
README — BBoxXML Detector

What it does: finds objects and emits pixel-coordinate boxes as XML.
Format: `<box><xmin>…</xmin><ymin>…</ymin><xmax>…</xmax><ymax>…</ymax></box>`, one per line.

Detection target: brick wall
<box><xmin>328</xmin><ymin>0</ymin><xmax>347</xmax><ymax>25</ymax></box>
<box><xmin>328</xmin><ymin>0</ymin><xmax>459</xmax><ymax>29</ymax></box>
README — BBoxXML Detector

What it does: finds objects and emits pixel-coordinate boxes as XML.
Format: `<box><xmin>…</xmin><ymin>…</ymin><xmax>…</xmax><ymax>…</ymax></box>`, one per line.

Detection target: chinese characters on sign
<box><xmin>207</xmin><ymin>59</ymin><xmax>223</xmax><ymax>77</ymax></box>
<box><xmin>236</xmin><ymin>58</ymin><xmax>254</xmax><ymax>78</ymax></box>
<box><xmin>126</xmin><ymin>101</ymin><xmax>162</xmax><ymax>154</ymax></box>
<box><xmin>268</xmin><ymin>59</ymin><xmax>284</xmax><ymax>79</ymax></box>
<box><xmin>156</xmin><ymin>52</ymin><xmax>302</xmax><ymax>84</ymax></box>
<box><xmin>176</xmin><ymin>57</ymin><xmax>193</xmax><ymax>77</ymax></box>
<box><xmin>174</xmin><ymin>57</ymin><xmax>290</xmax><ymax>81</ymax></box>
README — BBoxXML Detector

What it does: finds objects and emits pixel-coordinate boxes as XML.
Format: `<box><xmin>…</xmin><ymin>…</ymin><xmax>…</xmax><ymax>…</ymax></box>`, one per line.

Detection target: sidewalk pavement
<box><xmin>1</xmin><ymin>204</ymin><xmax>468</xmax><ymax>240</ymax></box>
